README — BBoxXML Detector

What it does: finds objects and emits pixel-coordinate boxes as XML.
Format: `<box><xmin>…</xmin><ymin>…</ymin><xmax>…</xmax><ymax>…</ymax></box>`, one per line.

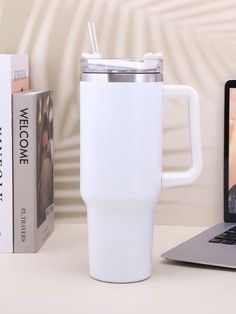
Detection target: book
<box><xmin>13</xmin><ymin>90</ymin><xmax>54</xmax><ymax>253</ymax></box>
<box><xmin>0</xmin><ymin>54</ymin><xmax>29</xmax><ymax>252</ymax></box>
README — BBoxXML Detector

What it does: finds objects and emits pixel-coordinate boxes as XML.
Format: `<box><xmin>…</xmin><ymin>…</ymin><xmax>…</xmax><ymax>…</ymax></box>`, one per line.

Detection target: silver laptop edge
<box><xmin>161</xmin><ymin>80</ymin><xmax>236</xmax><ymax>269</ymax></box>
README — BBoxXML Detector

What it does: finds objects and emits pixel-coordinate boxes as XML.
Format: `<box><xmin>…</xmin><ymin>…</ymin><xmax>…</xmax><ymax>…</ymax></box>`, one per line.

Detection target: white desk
<box><xmin>0</xmin><ymin>224</ymin><xmax>235</xmax><ymax>314</ymax></box>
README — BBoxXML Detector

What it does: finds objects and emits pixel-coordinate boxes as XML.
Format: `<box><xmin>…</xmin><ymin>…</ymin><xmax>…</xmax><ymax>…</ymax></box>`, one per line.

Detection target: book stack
<box><xmin>0</xmin><ymin>54</ymin><xmax>54</xmax><ymax>253</ymax></box>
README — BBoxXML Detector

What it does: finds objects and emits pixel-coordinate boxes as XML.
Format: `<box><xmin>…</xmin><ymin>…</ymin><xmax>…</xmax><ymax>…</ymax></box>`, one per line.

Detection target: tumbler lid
<box><xmin>80</xmin><ymin>53</ymin><xmax>163</xmax><ymax>82</ymax></box>
<box><xmin>81</xmin><ymin>52</ymin><xmax>163</xmax><ymax>74</ymax></box>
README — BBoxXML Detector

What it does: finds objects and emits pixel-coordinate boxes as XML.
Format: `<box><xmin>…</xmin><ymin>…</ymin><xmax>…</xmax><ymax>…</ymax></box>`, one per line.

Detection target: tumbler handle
<box><xmin>162</xmin><ymin>85</ymin><xmax>202</xmax><ymax>188</ymax></box>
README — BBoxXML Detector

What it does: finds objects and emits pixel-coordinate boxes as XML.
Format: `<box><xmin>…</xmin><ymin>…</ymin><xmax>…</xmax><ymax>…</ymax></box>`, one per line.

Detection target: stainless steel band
<box><xmin>80</xmin><ymin>72</ymin><xmax>163</xmax><ymax>82</ymax></box>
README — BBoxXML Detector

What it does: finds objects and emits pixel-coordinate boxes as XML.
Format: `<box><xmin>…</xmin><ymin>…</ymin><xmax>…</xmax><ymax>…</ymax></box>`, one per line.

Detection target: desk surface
<box><xmin>0</xmin><ymin>224</ymin><xmax>235</xmax><ymax>314</ymax></box>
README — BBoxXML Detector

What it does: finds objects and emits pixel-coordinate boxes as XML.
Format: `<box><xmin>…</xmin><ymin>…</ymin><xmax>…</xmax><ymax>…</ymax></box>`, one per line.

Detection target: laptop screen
<box><xmin>228</xmin><ymin>87</ymin><xmax>236</xmax><ymax>213</ymax></box>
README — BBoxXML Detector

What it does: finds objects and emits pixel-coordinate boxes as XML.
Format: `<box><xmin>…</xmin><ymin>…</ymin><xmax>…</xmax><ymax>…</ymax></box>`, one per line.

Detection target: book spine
<box><xmin>13</xmin><ymin>94</ymin><xmax>36</xmax><ymax>252</ymax></box>
<box><xmin>0</xmin><ymin>55</ymin><xmax>29</xmax><ymax>252</ymax></box>
<box><xmin>35</xmin><ymin>91</ymin><xmax>55</xmax><ymax>251</ymax></box>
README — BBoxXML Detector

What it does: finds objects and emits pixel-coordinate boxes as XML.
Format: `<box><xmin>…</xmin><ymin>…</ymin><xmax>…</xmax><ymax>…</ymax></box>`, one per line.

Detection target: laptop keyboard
<box><xmin>209</xmin><ymin>226</ymin><xmax>236</xmax><ymax>245</ymax></box>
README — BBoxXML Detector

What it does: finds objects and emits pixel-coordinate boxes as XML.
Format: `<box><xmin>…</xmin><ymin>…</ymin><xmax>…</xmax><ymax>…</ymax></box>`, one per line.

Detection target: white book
<box><xmin>0</xmin><ymin>54</ymin><xmax>29</xmax><ymax>252</ymax></box>
<box><xmin>13</xmin><ymin>91</ymin><xmax>54</xmax><ymax>252</ymax></box>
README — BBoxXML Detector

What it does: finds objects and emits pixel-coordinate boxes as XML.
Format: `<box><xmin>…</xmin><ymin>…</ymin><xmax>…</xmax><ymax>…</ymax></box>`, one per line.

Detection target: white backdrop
<box><xmin>0</xmin><ymin>0</ymin><xmax>236</xmax><ymax>226</ymax></box>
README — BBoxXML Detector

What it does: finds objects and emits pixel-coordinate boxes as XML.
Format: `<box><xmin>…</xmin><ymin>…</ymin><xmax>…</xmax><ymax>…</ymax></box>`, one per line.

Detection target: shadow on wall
<box><xmin>0</xmin><ymin>0</ymin><xmax>236</xmax><ymax>225</ymax></box>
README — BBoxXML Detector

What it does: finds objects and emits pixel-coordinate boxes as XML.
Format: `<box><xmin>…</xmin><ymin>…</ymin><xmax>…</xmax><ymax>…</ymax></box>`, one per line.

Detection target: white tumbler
<box><xmin>80</xmin><ymin>55</ymin><xmax>202</xmax><ymax>283</ymax></box>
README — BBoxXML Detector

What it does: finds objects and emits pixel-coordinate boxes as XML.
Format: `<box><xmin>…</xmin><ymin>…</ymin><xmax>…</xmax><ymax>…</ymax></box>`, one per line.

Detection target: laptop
<box><xmin>161</xmin><ymin>80</ymin><xmax>236</xmax><ymax>268</ymax></box>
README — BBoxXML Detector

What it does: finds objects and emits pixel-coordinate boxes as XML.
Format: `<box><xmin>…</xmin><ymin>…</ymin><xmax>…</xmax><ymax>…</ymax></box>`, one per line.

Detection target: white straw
<box><xmin>88</xmin><ymin>20</ymin><xmax>100</xmax><ymax>54</ymax></box>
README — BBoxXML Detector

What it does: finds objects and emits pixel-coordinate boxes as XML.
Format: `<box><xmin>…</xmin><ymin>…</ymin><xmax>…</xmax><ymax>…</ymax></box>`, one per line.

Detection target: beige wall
<box><xmin>0</xmin><ymin>0</ymin><xmax>236</xmax><ymax>226</ymax></box>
